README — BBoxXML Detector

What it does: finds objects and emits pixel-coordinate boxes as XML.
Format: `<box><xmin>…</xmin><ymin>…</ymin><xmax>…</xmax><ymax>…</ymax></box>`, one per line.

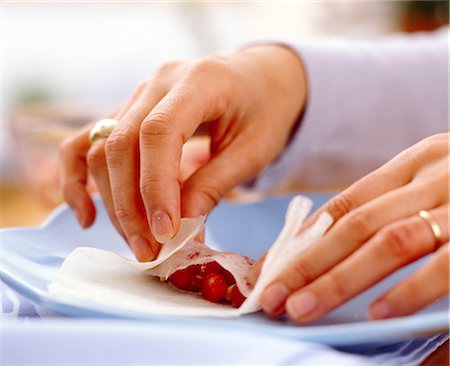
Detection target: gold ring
<box><xmin>418</xmin><ymin>210</ymin><xmax>443</xmax><ymax>249</ymax></box>
<box><xmin>89</xmin><ymin>118</ymin><xmax>119</xmax><ymax>145</ymax></box>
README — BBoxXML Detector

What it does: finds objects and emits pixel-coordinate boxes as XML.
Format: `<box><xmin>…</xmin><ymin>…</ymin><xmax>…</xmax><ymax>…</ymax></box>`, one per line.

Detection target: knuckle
<box><xmin>154</xmin><ymin>60</ymin><xmax>182</xmax><ymax>78</ymax></box>
<box><xmin>415</xmin><ymin>171</ymin><xmax>448</xmax><ymax>198</ymax></box>
<box><xmin>381</xmin><ymin>222</ymin><xmax>416</xmax><ymax>259</ymax></box>
<box><xmin>140</xmin><ymin>178</ymin><xmax>158</xmax><ymax>198</ymax></box>
<box><xmin>420</xmin><ymin>133</ymin><xmax>449</xmax><ymax>151</ymax></box>
<box><xmin>287</xmin><ymin>260</ymin><xmax>316</xmax><ymax>290</ymax></box>
<box><xmin>86</xmin><ymin>144</ymin><xmax>106</xmax><ymax>170</ymax></box>
<box><xmin>124</xmin><ymin>80</ymin><xmax>148</xmax><ymax>99</ymax></box>
<box><xmin>114</xmin><ymin>207</ymin><xmax>137</xmax><ymax>223</ymax></box>
<box><xmin>345</xmin><ymin>211</ymin><xmax>373</xmax><ymax>238</ymax></box>
<box><xmin>140</xmin><ymin>113</ymin><xmax>178</xmax><ymax>141</ymax></box>
<box><xmin>183</xmin><ymin>57</ymin><xmax>232</xmax><ymax>110</ymax></box>
<box><xmin>188</xmin><ymin>57</ymin><xmax>226</xmax><ymax>78</ymax></box>
<box><xmin>197</xmin><ymin>183</ymin><xmax>223</xmax><ymax>209</ymax></box>
<box><xmin>416</xmin><ymin>135</ymin><xmax>438</xmax><ymax>153</ymax></box>
<box><xmin>105</xmin><ymin>129</ymin><xmax>132</xmax><ymax>156</ymax></box>
<box><xmin>126</xmin><ymin>80</ymin><xmax>149</xmax><ymax>100</ymax></box>
<box><xmin>326</xmin><ymin>192</ymin><xmax>358</xmax><ymax>221</ymax></box>
<box><xmin>140</xmin><ymin>177</ymin><xmax>180</xmax><ymax>199</ymax></box>
<box><xmin>327</xmin><ymin>272</ymin><xmax>349</xmax><ymax>301</ymax></box>
<box><xmin>143</xmin><ymin>111</ymin><xmax>173</xmax><ymax>128</ymax></box>
<box><xmin>409</xmin><ymin>134</ymin><xmax>450</xmax><ymax>164</ymax></box>
<box><xmin>134</xmin><ymin>79</ymin><xmax>148</xmax><ymax>92</ymax></box>
<box><xmin>244</xmin><ymin>151</ymin><xmax>267</xmax><ymax>175</ymax></box>
<box><xmin>385</xmin><ymin>281</ymin><xmax>423</xmax><ymax>315</ymax></box>
<box><xmin>398</xmin><ymin>282</ymin><xmax>420</xmax><ymax>304</ymax></box>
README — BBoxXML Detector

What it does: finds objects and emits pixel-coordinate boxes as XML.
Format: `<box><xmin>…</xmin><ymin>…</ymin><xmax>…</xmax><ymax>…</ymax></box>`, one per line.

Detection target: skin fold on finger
<box><xmin>260</xmin><ymin>177</ymin><xmax>447</xmax><ymax>316</ymax></box>
<box><xmin>105</xmin><ymin>86</ymin><xmax>168</xmax><ymax>261</ymax></box>
<box><xmin>369</xmin><ymin>243</ymin><xmax>449</xmax><ymax>320</ymax></box>
<box><xmin>86</xmin><ymin>139</ymin><xmax>126</xmax><ymax>239</ymax></box>
<box><xmin>401</xmin><ymin>133</ymin><xmax>449</xmax><ymax>172</ymax></box>
<box><xmin>60</xmin><ymin>126</ymin><xmax>96</xmax><ymax>228</ymax></box>
<box><xmin>283</xmin><ymin>205</ymin><xmax>448</xmax><ymax>323</ymax></box>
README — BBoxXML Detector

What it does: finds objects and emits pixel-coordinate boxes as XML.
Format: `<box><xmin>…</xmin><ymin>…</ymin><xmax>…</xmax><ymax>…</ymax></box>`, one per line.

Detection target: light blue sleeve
<box><xmin>250</xmin><ymin>27</ymin><xmax>448</xmax><ymax>192</ymax></box>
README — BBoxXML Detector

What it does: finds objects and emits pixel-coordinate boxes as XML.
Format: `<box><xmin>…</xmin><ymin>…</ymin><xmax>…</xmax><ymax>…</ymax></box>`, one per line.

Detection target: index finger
<box><xmin>139</xmin><ymin>85</ymin><xmax>210</xmax><ymax>243</ymax></box>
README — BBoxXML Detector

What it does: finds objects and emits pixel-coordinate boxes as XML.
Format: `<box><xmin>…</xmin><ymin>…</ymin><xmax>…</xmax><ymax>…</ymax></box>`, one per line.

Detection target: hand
<box><xmin>257</xmin><ymin>133</ymin><xmax>449</xmax><ymax>322</ymax></box>
<box><xmin>59</xmin><ymin>45</ymin><xmax>307</xmax><ymax>261</ymax></box>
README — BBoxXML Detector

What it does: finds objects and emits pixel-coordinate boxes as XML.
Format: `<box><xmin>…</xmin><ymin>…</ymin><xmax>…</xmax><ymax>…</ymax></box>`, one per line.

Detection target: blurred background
<box><xmin>1</xmin><ymin>0</ymin><xmax>448</xmax><ymax>227</ymax></box>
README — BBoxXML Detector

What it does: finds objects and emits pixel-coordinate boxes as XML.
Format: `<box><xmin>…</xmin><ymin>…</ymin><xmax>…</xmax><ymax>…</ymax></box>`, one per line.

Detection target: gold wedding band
<box><xmin>89</xmin><ymin>118</ymin><xmax>119</xmax><ymax>145</ymax></box>
<box><xmin>418</xmin><ymin>210</ymin><xmax>443</xmax><ymax>249</ymax></box>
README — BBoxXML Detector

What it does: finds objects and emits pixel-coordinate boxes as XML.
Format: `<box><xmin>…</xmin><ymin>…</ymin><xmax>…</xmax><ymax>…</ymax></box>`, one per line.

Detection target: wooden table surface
<box><xmin>1</xmin><ymin>183</ymin><xmax>448</xmax><ymax>364</ymax></box>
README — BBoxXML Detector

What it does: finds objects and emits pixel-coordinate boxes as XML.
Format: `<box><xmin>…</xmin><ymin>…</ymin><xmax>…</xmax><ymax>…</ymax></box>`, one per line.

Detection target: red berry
<box><xmin>221</xmin><ymin>269</ymin><xmax>236</xmax><ymax>286</ymax></box>
<box><xmin>200</xmin><ymin>261</ymin><xmax>222</xmax><ymax>276</ymax></box>
<box><xmin>168</xmin><ymin>264</ymin><xmax>202</xmax><ymax>292</ymax></box>
<box><xmin>168</xmin><ymin>262</ymin><xmax>243</xmax><ymax>307</ymax></box>
<box><xmin>202</xmin><ymin>273</ymin><xmax>228</xmax><ymax>303</ymax></box>
<box><xmin>200</xmin><ymin>261</ymin><xmax>236</xmax><ymax>285</ymax></box>
<box><xmin>231</xmin><ymin>286</ymin><xmax>246</xmax><ymax>308</ymax></box>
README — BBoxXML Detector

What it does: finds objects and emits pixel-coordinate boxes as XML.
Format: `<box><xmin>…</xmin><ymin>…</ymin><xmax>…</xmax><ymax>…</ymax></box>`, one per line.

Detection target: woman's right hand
<box><xmin>59</xmin><ymin>45</ymin><xmax>308</xmax><ymax>261</ymax></box>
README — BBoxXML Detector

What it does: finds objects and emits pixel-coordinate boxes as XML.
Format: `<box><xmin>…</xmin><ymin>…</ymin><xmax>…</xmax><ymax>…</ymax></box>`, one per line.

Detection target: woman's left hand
<box><xmin>257</xmin><ymin>133</ymin><xmax>449</xmax><ymax>323</ymax></box>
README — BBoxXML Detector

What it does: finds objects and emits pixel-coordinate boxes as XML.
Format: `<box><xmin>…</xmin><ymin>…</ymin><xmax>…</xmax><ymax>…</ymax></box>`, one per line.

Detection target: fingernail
<box><xmin>369</xmin><ymin>301</ymin><xmax>391</xmax><ymax>319</ymax></box>
<box><xmin>129</xmin><ymin>235</ymin><xmax>155</xmax><ymax>262</ymax></box>
<box><xmin>151</xmin><ymin>210</ymin><xmax>174</xmax><ymax>244</ymax></box>
<box><xmin>260</xmin><ymin>283</ymin><xmax>289</xmax><ymax>314</ymax></box>
<box><xmin>286</xmin><ymin>291</ymin><xmax>317</xmax><ymax>320</ymax></box>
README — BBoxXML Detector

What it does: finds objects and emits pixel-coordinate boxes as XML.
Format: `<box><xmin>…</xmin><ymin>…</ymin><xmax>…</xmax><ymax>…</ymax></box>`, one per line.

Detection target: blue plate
<box><xmin>1</xmin><ymin>193</ymin><xmax>448</xmax><ymax>346</ymax></box>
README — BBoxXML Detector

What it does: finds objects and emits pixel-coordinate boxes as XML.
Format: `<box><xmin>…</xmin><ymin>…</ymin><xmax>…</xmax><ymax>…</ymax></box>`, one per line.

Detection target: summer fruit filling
<box><xmin>167</xmin><ymin>261</ymin><xmax>246</xmax><ymax>307</ymax></box>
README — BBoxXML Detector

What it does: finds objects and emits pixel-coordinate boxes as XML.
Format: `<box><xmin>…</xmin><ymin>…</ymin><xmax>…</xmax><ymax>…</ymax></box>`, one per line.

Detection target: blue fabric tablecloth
<box><xmin>1</xmin><ymin>282</ymin><xmax>447</xmax><ymax>365</ymax></box>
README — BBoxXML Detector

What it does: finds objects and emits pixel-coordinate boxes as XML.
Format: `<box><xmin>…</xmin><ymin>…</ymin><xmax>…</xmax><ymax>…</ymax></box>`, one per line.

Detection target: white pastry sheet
<box><xmin>48</xmin><ymin>195</ymin><xmax>333</xmax><ymax>317</ymax></box>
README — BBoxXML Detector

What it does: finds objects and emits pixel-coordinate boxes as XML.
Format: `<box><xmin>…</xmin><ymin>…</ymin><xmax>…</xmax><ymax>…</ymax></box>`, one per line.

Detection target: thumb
<box><xmin>181</xmin><ymin>139</ymin><xmax>264</xmax><ymax>218</ymax></box>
